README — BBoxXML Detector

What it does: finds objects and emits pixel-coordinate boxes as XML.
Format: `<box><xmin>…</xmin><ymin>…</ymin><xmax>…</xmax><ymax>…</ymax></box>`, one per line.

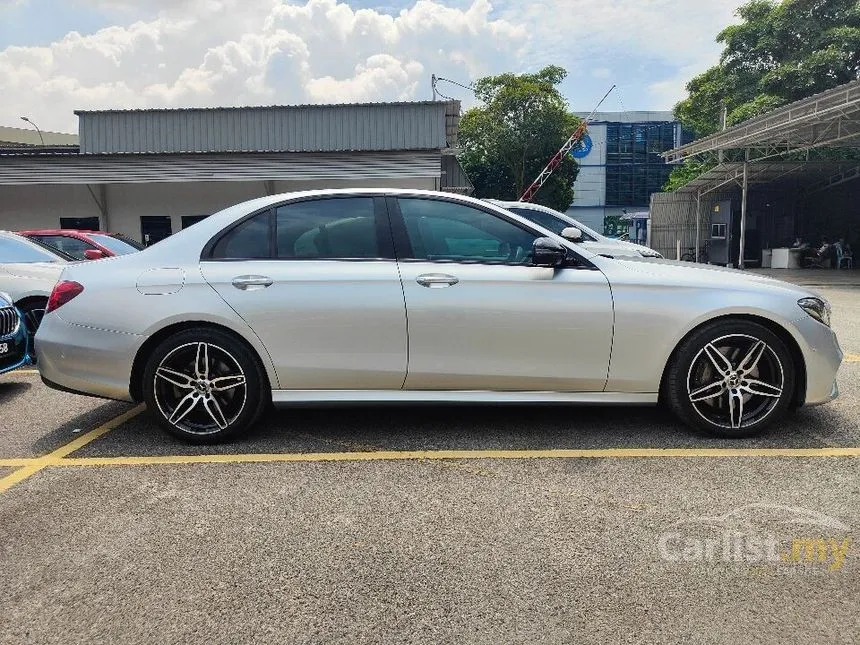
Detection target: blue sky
<box><xmin>0</xmin><ymin>0</ymin><xmax>745</xmax><ymax>132</ymax></box>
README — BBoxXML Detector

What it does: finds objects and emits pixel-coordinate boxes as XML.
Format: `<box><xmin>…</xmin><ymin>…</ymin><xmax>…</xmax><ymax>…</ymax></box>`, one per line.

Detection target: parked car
<box><xmin>485</xmin><ymin>199</ymin><xmax>663</xmax><ymax>258</ymax></box>
<box><xmin>19</xmin><ymin>229</ymin><xmax>143</xmax><ymax>260</ymax></box>
<box><xmin>37</xmin><ymin>189</ymin><xmax>841</xmax><ymax>443</ymax></box>
<box><xmin>0</xmin><ymin>291</ymin><xmax>31</xmax><ymax>375</ymax></box>
<box><xmin>0</xmin><ymin>231</ymin><xmax>70</xmax><ymax>345</ymax></box>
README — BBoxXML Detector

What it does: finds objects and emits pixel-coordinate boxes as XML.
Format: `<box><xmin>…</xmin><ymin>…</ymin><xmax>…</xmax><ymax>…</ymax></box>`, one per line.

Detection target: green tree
<box><xmin>458</xmin><ymin>66</ymin><xmax>581</xmax><ymax>212</ymax></box>
<box><xmin>667</xmin><ymin>0</ymin><xmax>860</xmax><ymax>190</ymax></box>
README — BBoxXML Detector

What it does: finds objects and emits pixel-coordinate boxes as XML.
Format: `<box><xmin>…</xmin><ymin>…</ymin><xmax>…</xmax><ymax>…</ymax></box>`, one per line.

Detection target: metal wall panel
<box><xmin>76</xmin><ymin>102</ymin><xmax>459</xmax><ymax>155</ymax></box>
<box><xmin>650</xmin><ymin>190</ymin><xmax>736</xmax><ymax>260</ymax></box>
<box><xmin>0</xmin><ymin>151</ymin><xmax>442</xmax><ymax>185</ymax></box>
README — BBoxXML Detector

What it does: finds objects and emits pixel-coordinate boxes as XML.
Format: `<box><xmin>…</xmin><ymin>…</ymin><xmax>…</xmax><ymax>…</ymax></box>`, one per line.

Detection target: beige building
<box><xmin>0</xmin><ymin>102</ymin><xmax>470</xmax><ymax>244</ymax></box>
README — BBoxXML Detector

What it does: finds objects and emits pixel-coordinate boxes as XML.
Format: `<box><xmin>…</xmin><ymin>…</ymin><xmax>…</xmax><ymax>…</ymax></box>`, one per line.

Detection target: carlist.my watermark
<box><xmin>657</xmin><ymin>504</ymin><xmax>852</xmax><ymax>573</ymax></box>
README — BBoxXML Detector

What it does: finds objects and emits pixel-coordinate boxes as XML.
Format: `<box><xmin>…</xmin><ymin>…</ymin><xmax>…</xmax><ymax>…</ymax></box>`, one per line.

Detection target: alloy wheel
<box><xmin>153</xmin><ymin>341</ymin><xmax>248</xmax><ymax>435</ymax></box>
<box><xmin>686</xmin><ymin>334</ymin><xmax>785</xmax><ymax>430</ymax></box>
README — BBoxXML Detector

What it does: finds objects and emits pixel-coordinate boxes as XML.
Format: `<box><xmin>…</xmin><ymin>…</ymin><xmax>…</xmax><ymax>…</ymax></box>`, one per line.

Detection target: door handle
<box><xmin>416</xmin><ymin>273</ymin><xmax>459</xmax><ymax>288</ymax></box>
<box><xmin>231</xmin><ymin>275</ymin><xmax>274</xmax><ymax>290</ymax></box>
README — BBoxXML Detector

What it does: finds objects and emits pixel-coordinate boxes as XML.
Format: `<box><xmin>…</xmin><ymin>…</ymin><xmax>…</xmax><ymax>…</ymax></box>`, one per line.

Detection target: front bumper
<box><xmin>0</xmin><ymin>329</ymin><xmax>30</xmax><ymax>374</ymax></box>
<box><xmin>792</xmin><ymin>314</ymin><xmax>843</xmax><ymax>406</ymax></box>
<box><xmin>35</xmin><ymin>312</ymin><xmax>141</xmax><ymax>402</ymax></box>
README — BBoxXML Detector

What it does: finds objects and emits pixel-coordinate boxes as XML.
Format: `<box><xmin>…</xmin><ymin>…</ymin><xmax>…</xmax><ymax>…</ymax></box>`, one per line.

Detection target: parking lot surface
<box><xmin>1</xmin><ymin>276</ymin><xmax>858</xmax><ymax>643</ymax></box>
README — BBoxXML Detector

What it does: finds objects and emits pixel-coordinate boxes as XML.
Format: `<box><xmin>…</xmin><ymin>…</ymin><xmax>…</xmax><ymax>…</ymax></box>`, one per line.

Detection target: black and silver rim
<box><xmin>687</xmin><ymin>334</ymin><xmax>784</xmax><ymax>430</ymax></box>
<box><xmin>153</xmin><ymin>342</ymin><xmax>247</xmax><ymax>435</ymax></box>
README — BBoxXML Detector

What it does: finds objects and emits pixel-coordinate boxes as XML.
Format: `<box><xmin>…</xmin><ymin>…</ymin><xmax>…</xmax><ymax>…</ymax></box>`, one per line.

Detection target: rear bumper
<box><xmin>792</xmin><ymin>315</ymin><xmax>843</xmax><ymax>406</ymax></box>
<box><xmin>35</xmin><ymin>313</ymin><xmax>140</xmax><ymax>402</ymax></box>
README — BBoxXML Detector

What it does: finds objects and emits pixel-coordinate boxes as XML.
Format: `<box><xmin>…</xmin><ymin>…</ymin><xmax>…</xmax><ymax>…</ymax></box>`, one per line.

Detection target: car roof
<box><xmin>19</xmin><ymin>229</ymin><xmax>112</xmax><ymax>236</ymax></box>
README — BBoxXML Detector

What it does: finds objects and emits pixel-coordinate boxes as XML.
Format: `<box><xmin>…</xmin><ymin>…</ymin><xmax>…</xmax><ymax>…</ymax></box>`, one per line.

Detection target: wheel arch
<box><xmin>129</xmin><ymin>321</ymin><xmax>272</xmax><ymax>403</ymax></box>
<box><xmin>14</xmin><ymin>294</ymin><xmax>49</xmax><ymax>309</ymax></box>
<box><xmin>659</xmin><ymin>313</ymin><xmax>807</xmax><ymax>407</ymax></box>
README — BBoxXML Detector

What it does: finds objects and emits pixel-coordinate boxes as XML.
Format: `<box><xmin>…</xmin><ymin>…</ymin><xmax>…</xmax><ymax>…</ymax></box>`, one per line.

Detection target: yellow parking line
<box><xmin>40</xmin><ymin>446</ymin><xmax>860</xmax><ymax>466</ymax></box>
<box><xmin>0</xmin><ymin>404</ymin><xmax>145</xmax><ymax>493</ymax></box>
<box><xmin>844</xmin><ymin>353</ymin><xmax>860</xmax><ymax>363</ymax></box>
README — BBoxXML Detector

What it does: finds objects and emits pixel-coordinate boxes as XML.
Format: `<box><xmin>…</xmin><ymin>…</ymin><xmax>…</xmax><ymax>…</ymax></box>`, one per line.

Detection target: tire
<box><xmin>142</xmin><ymin>327</ymin><xmax>269</xmax><ymax>443</ymax></box>
<box><xmin>680</xmin><ymin>252</ymin><xmax>695</xmax><ymax>262</ymax></box>
<box><xmin>665</xmin><ymin>320</ymin><xmax>796</xmax><ymax>438</ymax></box>
<box><xmin>18</xmin><ymin>299</ymin><xmax>47</xmax><ymax>361</ymax></box>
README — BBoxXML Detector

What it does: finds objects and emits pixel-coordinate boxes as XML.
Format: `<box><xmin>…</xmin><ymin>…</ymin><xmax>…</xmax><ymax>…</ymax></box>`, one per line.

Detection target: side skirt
<box><xmin>271</xmin><ymin>390</ymin><xmax>658</xmax><ymax>406</ymax></box>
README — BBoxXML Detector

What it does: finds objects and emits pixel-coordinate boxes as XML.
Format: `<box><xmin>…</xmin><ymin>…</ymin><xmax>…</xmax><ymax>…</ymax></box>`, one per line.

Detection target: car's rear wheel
<box><xmin>665</xmin><ymin>320</ymin><xmax>796</xmax><ymax>437</ymax></box>
<box><xmin>142</xmin><ymin>328</ymin><xmax>268</xmax><ymax>443</ymax></box>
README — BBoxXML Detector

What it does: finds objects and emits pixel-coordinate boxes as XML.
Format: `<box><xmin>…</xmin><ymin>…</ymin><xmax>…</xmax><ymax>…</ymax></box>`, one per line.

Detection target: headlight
<box><xmin>638</xmin><ymin>248</ymin><xmax>663</xmax><ymax>258</ymax></box>
<box><xmin>798</xmin><ymin>297</ymin><xmax>831</xmax><ymax>327</ymax></box>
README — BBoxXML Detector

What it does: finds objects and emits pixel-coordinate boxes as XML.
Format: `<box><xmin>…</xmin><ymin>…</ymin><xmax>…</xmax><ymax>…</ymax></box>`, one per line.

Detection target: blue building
<box><xmin>567</xmin><ymin>111</ymin><xmax>692</xmax><ymax>236</ymax></box>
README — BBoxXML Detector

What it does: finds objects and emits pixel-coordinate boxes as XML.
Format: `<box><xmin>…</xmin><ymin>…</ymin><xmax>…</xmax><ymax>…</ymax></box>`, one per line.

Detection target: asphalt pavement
<box><xmin>0</xmin><ymin>274</ymin><xmax>858</xmax><ymax>644</ymax></box>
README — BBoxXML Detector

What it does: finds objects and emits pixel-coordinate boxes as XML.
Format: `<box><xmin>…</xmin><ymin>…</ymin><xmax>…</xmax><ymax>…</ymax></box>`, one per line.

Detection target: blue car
<box><xmin>0</xmin><ymin>291</ymin><xmax>30</xmax><ymax>375</ymax></box>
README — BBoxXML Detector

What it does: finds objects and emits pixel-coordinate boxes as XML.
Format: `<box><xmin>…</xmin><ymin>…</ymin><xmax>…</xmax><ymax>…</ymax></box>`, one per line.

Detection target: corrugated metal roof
<box><xmin>0</xmin><ymin>151</ymin><xmax>441</xmax><ymax>185</ymax></box>
<box><xmin>76</xmin><ymin>101</ymin><xmax>460</xmax><ymax>155</ymax></box>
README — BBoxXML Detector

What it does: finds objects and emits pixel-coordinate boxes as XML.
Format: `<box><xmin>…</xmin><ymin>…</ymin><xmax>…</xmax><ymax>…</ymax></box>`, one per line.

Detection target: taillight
<box><xmin>46</xmin><ymin>280</ymin><xmax>84</xmax><ymax>314</ymax></box>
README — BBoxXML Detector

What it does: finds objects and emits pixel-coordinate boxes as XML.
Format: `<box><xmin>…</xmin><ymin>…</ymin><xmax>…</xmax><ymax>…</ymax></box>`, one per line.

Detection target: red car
<box><xmin>18</xmin><ymin>229</ymin><xmax>143</xmax><ymax>260</ymax></box>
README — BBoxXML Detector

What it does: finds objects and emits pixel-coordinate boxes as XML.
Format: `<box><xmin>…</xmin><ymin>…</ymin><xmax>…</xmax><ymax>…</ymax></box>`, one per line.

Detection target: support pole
<box><xmin>739</xmin><ymin>161</ymin><xmax>748</xmax><ymax>270</ymax></box>
<box><xmin>695</xmin><ymin>191</ymin><xmax>701</xmax><ymax>263</ymax></box>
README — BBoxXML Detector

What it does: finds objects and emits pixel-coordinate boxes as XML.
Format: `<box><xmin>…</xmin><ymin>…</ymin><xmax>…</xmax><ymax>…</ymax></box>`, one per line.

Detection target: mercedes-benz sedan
<box><xmin>36</xmin><ymin>190</ymin><xmax>842</xmax><ymax>443</ymax></box>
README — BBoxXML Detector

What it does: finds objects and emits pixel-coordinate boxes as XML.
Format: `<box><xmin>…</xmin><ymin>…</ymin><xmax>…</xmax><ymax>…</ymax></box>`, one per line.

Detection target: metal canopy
<box><xmin>0</xmin><ymin>151</ymin><xmax>441</xmax><ymax>185</ymax></box>
<box><xmin>664</xmin><ymin>79</ymin><xmax>860</xmax><ymax>163</ymax></box>
<box><xmin>676</xmin><ymin>160</ymin><xmax>860</xmax><ymax>195</ymax></box>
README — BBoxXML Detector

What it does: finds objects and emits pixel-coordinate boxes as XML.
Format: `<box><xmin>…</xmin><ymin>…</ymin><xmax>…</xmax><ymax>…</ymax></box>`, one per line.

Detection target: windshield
<box><xmin>0</xmin><ymin>235</ymin><xmax>66</xmax><ymax>263</ymax></box>
<box><xmin>88</xmin><ymin>233</ymin><xmax>143</xmax><ymax>255</ymax></box>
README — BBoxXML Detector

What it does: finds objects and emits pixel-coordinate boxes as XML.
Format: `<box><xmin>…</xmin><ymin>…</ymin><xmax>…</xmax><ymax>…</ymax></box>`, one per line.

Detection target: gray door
<box><xmin>201</xmin><ymin>196</ymin><xmax>407</xmax><ymax>390</ymax></box>
<box><xmin>390</xmin><ymin>197</ymin><xmax>614</xmax><ymax>392</ymax></box>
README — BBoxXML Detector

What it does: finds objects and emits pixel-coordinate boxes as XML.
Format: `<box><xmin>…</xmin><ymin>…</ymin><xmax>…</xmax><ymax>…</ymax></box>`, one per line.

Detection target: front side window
<box><xmin>397</xmin><ymin>198</ymin><xmax>537</xmax><ymax>264</ymax></box>
<box><xmin>276</xmin><ymin>198</ymin><xmax>379</xmax><ymax>259</ymax></box>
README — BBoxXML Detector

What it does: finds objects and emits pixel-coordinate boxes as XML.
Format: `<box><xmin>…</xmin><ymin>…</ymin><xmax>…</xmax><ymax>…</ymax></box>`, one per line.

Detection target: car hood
<box><xmin>0</xmin><ymin>261</ymin><xmax>68</xmax><ymax>280</ymax></box>
<box><xmin>602</xmin><ymin>256</ymin><xmax>819</xmax><ymax>298</ymax></box>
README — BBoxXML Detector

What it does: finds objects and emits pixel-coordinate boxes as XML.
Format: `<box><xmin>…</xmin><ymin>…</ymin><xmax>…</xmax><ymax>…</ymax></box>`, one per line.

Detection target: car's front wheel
<box><xmin>665</xmin><ymin>320</ymin><xmax>796</xmax><ymax>437</ymax></box>
<box><xmin>142</xmin><ymin>328</ymin><xmax>268</xmax><ymax>443</ymax></box>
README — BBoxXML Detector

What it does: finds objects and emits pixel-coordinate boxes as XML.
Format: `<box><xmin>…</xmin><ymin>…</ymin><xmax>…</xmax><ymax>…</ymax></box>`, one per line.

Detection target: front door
<box><xmin>201</xmin><ymin>196</ymin><xmax>407</xmax><ymax>390</ymax></box>
<box><xmin>389</xmin><ymin>197</ymin><xmax>614</xmax><ymax>392</ymax></box>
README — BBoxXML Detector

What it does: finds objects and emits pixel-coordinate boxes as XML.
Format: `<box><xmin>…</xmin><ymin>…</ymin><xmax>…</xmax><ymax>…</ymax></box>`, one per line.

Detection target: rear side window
<box><xmin>211</xmin><ymin>211</ymin><xmax>272</xmax><ymax>259</ymax></box>
<box><xmin>0</xmin><ymin>236</ymin><xmax>63</xmax><ymax>263</ymax></box>
<box><xmin>30</xmin><ymin>235</ymin><xmax>95</xmax><ymax>260</ymax></box>
<box><xmin>275</xmin><ymin>198</ymin><xmax>378</xmax><ymax>259</ymax></box>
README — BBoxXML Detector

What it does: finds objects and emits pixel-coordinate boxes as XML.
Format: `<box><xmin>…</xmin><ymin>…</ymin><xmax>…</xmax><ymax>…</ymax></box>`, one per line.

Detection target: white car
<box><xmin>486</xmin><ymin>200</ymin><xmax>663</xmax><ymax>259</ymax></box>
<box><xmin>0</xmin><ymin>231</ymin><xmax>69</xmax><ymax>343</ymax></box>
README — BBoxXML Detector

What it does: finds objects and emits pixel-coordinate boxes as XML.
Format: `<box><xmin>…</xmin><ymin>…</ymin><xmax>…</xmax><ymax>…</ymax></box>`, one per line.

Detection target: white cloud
<box><xmin>0</xmin><ymin>0</ymin><xmax>745</xmax><ymax>132</ymax></box>
<box><xmin>0</xmin><ymin>0</ymin><xmax>526</xmax><ymax>131</ymax></box>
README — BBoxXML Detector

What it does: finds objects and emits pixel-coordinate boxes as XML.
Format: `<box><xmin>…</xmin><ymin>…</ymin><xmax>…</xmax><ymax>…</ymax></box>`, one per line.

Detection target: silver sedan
<box><xmin>35</xmin><ymin>189</ymin><xmax>842</xmax><ymax>443</ymax></box>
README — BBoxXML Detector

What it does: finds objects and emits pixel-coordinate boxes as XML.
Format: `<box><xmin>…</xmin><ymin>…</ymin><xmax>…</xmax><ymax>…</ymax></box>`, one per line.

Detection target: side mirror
<box><xmin>84</xmin><ymin>249</ymin><xmax>105</xmax><ymax>260</ymax></box>
<box><xmin>561</xmin><ymin>226</ymin><xmax>583</xmax><ymax>242</ymax></box>
<box><xmin>532</xmin><ymin>237</ymin><xmax>567</xmax><ymax>268</ymax></box>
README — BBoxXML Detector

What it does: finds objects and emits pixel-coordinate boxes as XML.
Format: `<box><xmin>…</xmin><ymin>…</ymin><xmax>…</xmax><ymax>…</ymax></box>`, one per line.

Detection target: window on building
<box><xmin>182</xmin><ymin>215</ymin><xmax>210</xmax><ymax>229</ymax></box>
<box><xmin>604</xmin><ymin>122</ymin><xmax>679</xmax><ymax>207</ymax></box>
<box><xmin>397</xmin><ymin>198</ymin><xmax>537</xmax><ymax>264</ymax></box>
<box><xmin>60</xmin><ymin>217</ymin><xmax>100</xmax><ymax>231</ymax></box>
<box><xmin>140</xmin><ymin>216</ymin><xmax>173</xmax><ymax>246</ymax></box>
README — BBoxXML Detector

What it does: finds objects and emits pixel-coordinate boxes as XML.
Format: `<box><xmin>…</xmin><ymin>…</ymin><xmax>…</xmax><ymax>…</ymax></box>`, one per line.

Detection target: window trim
<box><xmin>386</xmin><ymin>195</ymin><xmax>595</xmax><ymax>269</ymax></box>
<box><xmin>202</xmin><ymin>194</ymin><xmax>396</xmax><ymax>262</ymax></box>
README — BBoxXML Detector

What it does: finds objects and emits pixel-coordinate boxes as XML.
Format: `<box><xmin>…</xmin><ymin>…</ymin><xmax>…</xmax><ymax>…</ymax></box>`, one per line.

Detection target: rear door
<box><xmin>389</xmin><ymin>196</ymin><xmax>614</xmax><ymax>392</ymax></box>
<box><xmin>200</xmin><ymin>195</ymin><xmax>407</xmax><ymax>390</ymax></box>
